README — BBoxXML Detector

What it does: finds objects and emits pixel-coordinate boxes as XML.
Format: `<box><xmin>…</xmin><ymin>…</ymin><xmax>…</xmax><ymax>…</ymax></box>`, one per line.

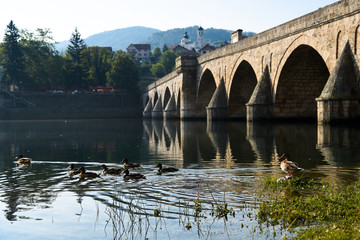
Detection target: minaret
<box><xmin>196</xmin><ymin>26</ymin><xmax>204</xmax><ymax>51</ymax></box>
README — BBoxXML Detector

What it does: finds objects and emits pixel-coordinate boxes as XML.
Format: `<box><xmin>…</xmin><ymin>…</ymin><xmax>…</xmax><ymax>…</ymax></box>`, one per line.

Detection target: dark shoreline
<box><xmin>0</xmin><ymin>93</ymin><xmax>142</xmax><ymax>120</ymax></box>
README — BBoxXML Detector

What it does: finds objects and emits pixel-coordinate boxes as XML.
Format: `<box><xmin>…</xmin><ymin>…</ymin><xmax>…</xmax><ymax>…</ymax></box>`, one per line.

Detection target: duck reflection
<box><xmin>1</xmin><ymin>119</ymin><xmax>359</xmax><ymax>224</ymax></box>
<box><xmin>2</xmin><ymin>162</ymin><xmax>61</xmax><ymax>221</ymax></box>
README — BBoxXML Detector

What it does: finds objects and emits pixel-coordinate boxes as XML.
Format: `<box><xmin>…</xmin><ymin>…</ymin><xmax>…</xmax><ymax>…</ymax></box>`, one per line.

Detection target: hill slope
<box><xmin>56</xmin><ymin>26</ymin><xmax>160</xmax><ymax>52</ymax></box>
<box><xmin>55</xmin><ymin>26</ymin><xmax>255</xmax><ymax>53</ymax></box>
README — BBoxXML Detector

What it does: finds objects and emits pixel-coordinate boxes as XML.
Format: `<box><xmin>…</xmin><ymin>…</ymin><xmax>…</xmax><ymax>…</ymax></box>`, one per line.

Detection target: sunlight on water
<box><xmin>0</xmin><ymin>119</ymin><xmax>359</xmax><ymax>239</ymax></box>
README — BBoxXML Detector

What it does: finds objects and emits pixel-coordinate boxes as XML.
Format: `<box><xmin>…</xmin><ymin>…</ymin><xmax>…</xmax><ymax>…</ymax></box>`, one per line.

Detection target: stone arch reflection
<box><xmin>144</xmin><ymin>120</ymin><xmax>182</xmax><ymax>165</ymax></box>
<box><xmin>246</xmin><ymin>121</ymin><xmax>275</xmax><ymax>164</ymax></box>
<box><xmin>143</xmin><ymin>119</ymin><xmax>360</xmax><ymax>188</ymax></box>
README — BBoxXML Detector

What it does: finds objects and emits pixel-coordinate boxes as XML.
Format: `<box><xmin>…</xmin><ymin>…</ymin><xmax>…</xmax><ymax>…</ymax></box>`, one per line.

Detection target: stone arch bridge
<box><xmin>142</xmin><ymin>0</ymin><xmax>360</xmax><ymax>123</ymax></box>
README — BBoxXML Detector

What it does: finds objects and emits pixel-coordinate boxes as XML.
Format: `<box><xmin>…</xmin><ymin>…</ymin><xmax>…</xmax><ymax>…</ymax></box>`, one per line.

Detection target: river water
<box><xmin>0</xmin><ymin>119</ymin><xmax>359</xmax><ymax>239</ymax></box>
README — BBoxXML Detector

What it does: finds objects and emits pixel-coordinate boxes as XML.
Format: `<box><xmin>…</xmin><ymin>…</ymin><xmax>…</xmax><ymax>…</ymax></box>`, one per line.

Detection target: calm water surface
<box><xmin>0</xmin><ymin>119</ymin><xmax>359</xmax><ymax>239</ymax></box>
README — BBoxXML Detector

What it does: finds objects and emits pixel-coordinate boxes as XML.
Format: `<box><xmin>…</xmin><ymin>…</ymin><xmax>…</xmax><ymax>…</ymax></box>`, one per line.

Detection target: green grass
<box><xmin>257</xmin><ymin>177</ymin><xmax>360</xmax><ymax>239</ymax></box>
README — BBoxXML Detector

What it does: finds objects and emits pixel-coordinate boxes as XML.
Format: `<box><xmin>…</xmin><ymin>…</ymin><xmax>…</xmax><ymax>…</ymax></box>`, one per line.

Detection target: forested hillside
<box><xmin>56</xmin><ymin>26</ymin><xmax>255</xmax><ymax>52</ymax></box>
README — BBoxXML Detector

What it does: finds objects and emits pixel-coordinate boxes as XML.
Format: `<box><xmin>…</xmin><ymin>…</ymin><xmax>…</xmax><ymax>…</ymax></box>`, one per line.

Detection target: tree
<box><xmin>81</xmin><ymin>46</ymin><xmax>112</xmax><ymax>87</ymax></box>
<box><xmin>151</xmin><ymin>46</ymin><xmax>162</xmax><ymax>63</ymax></box>
<box><xmin>106</xmin><ymin>54</ymin><xmax>139</xmax><ymax>93</ymax></box>
<box><xmin>160</xmin><ymin>50</ymin><xmax>176</xmax><ymax>74</ymax></box>
<box><xmin>162</xmin><ymin>44</ymin><xmax>169</xmax><ymax>53</ymax></box>
<box><xmin>150</xmin><ymin>63</ymin><xmax>166</xmax><ymax>78</ymax></box>
<box><xmin>1</xmin><ymin>20</ymin><xmax>26</xmax><ymax>90</ymax></box>
<box><xmin>139</xmin><ymin>61</ymin><xmax>151</xmax><ymax>76</ymax></box>
<box><xmin>64</xmin><ymin>28</ymin><xmax>87</xmax><ymax>88</ymax></box>
<box><xmin>20</xmin><ymin>28</ymin><xmax>63</xmax><ymax>89</ymax></box>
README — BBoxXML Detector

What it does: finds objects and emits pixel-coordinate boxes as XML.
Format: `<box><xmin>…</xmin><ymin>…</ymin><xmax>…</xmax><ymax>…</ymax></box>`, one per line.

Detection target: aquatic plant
<box><xmin>257</xmin><ymin>176</ymin><xmax>360</xmax><ymax>239</ymax></box>
<box><xmin>262</xmin><ymin>175</ymin><xmax>320</xmax><ymax>191</ymax></box>
<box><xmin>153</xmin><ymin>208</ymin><xmax>161</xmax><ymax>217</ymax></box>
<box><xmin>193</xmin><ymin>198</ymin><xmax>203</xmax><ymax>218</ymax></box>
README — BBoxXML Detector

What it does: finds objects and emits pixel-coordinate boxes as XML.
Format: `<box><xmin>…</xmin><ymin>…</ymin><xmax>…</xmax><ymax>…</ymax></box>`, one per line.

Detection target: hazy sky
<box><xmin>1</xmin><ymin>0</ymin><xmax>339</xmax><ymax>42</ymax></box>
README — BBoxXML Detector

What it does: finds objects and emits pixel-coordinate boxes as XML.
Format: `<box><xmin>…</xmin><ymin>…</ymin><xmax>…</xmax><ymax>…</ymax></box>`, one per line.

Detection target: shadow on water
<box><xmin>0</xmin><ymin>119</ymin><xmax>359</xmax><ymax>239</ymax></box>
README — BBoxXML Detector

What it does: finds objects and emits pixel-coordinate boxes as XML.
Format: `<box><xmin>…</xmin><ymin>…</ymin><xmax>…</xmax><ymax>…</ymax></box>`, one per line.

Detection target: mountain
<box><xmin>55</xmin><ymin>26</ymin><xmax>255</xmax><ymax>53</ymax></box>
<box><xmin>55</xmin><ymin>26</ymin><xmax>160</xmax><ymax>53</ymax></box>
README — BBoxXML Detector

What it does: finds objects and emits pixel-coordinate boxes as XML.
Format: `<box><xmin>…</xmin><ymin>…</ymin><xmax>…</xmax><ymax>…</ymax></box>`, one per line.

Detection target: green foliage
<box><xmin>1</xmin><ymin>20</ymin><xmax>26</xmax><ymax>88</ymax></box>
<box><xmin>262</xmin><ymin>175</ymin><xmax>320</xmax><ymax>192</ymax></box>
<box><xmin>210</xmin><ymin>203</ymin><xmax>235</xmax><ymax>219</ymax></box>
<box><xmin>154</xmin><ymin>208</ymin><xmax>161</xmax><ymax>217</ymax></box>
<box><xmin>107</xmin><ymin>54</ymin><xmax>139</xmax><ymax>93</ymax></box>
<box><xmin>257</xmin><ymin>177</ymin><xmax>360</xmax><ymax>239</ymax></box>
<box><xmin>20</xmin><ymin>28</ymin><xmax>63</xmax><ymax>89</ymax></box>
<box><xmin>162</xmin><ymin>44</ymin><xmax>169</xmax><ymax>53</ymax></box>
<box><xmin>151</xmin><ymin>47</ymin><xmax>162</xmax><ymax>63</ymax></box>
<box><xmin>64</xmin><ymin>28</ymin><xmax>88</xmax><ymax>89</ymax></box>
<box><xmin>139</xmin><ymin>62</ymin><xmax>151</xmax><ymax>76</ymax></box>
<box><xmin>160</xmin><ymin>50</ymin><xmax>176</xmax><ymax>74</ymax></box>
<box><xmin>150</xmin><ymin>63</ymin><xmax>166</xmax><ymax>78</ymax></box>
<box><xmin>81</xmin><ymin>46</ymin><xmax>112</xmax><ymax>87</ymax></box>
<box><xmin>67</xmin><ymin>28</ymin><xmax>85</xmax><ymax>62</ymax></box>
<box><xmin>193</xmin><ymin>198</ymin><xmax>203</xmax><ymax>218</ymax></box>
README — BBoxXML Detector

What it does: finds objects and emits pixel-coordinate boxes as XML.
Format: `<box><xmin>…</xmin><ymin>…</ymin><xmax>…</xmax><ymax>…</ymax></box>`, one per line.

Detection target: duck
<box><xmin>15</xmin><ymin>154</ymin><xmax>32</xmax><ymax>164</ymax></box>
<box><xmin>68</xmin><ymin>164</ymin><xmax>81</xmax><ymax>177</ymax></box>
<box><xmin>279</xmin><ymin>153</ymin><xmax>303</xmax><ymax>178</ymax></box>
<box><xmin>156</xmin><ymin>163</ymin><xmax>179</xmax><ymax>175</ymax></box>
<box><xmin>100</xmin><ymin>164</ymin><xmax>123</xmax><ymax>175</ymax></box>
<box><xmin>123</xmin><ymin>169</ymin><xmax>146</xmax><ymax>180</ymax></box>
<box><xmin>121</xmin><ymin>158</ymin><xmax>141</xmax><ymax>169</ymax></box>
<box><xmin>79</xmin><ymin>167</ymin><xmax>101</xmax><ymax>180</ymax></box>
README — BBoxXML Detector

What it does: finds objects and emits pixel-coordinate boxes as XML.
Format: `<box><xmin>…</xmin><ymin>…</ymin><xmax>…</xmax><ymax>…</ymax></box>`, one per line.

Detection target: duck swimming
<box><xmin>15</xmin><ymin>154</ymin><xmax>32</xmax><ymax>164</ymax></box>
<box><xmin>156</xmin><ymin>163</ymin><xmax>179</xmax><ymax>175</ymax></box>
<box><xmin>68</xmin><ymin>164</ymin><xmax>81</xmax><ymax>177</ymax></box>
<box><xmin>79</xmin><ymin>167</ymin><xmax>101</xmax><ymax>180</ymax></box>
<box><xmin>123</xmin><ymin>169</ymin><xmax>146</xmax><ymax>180</ymax></box>
<box><xmin>121</xmin><ymin>158</ymin><xmax>141</xmax><ymax>169</ymax></box>
<box><xmin>279</xmin><ymin>153</ymin><xmax>303</xmax><ymax>178</ymax></box>
<box><xmin>100</xmin><ymin>164</ymin><xmax>123</xmax><ymax>175</ymax></box>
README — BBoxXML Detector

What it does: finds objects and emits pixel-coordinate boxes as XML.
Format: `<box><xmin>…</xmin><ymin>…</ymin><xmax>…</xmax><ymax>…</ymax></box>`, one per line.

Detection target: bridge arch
<box><xmin>143</xmin><ymin>95</ymin><xmax>150</xmax><ymax>108</ymax></box>
<box><xmin>274</xmin><ymin>44</ymin><xmax>329</xmax><ymax>118</ymax></box>
<box><xmin>153</xmin><ymin>92</ymin><xmax>159</xmax><ymax>106</ymax></box>
<box><xmin>197</xmin><ymin>69</ymin><xmax>216</xmax><ymax>117</ymax></box>
<box><xmin>163</xmin><ymin>87</ymin><xmax>171</xmax><ymax>109</ymax></box>
<box><xmin>228</xmin><ymin>60</ymin><xmax>257</xmax><ymax>118</ymax></box>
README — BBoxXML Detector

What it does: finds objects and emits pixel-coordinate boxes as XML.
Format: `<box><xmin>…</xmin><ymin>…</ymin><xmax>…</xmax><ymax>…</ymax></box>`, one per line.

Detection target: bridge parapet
<box><xmin>142</xmin><ymin>0</ymin><xmax>360</xmax><ymax>123</ymax></box>
<box><xmin>175</xmin><ymin>55</ymin><xmax>198</xmax><ymax>73</ymax></box>
<box><xmin>198</xmin><ymin>0</ymin><xmax>360</xmax><ymax>65</ymax></box>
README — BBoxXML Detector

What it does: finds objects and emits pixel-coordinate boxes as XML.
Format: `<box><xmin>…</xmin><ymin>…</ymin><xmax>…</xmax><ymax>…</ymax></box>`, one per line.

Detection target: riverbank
<box><xmin>0</xmin><ymin>92</ymin><xmax>142</xmax><ymax>120</ymax></box>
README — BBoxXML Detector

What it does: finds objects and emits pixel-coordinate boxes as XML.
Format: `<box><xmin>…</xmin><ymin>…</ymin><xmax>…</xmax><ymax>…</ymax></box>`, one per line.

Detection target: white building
<box><xmin>180</xmin><ymin>26</ymin><xmax>205</xmax><ymax>52</ymax></box>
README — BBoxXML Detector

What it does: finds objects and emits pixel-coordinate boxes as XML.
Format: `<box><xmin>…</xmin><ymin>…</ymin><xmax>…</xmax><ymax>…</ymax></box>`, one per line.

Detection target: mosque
<box><xmin>179</xmin><ymin>26</ymin><xmax>205</xmax><ymax>52</ymax></box>
<box><xmin>170</xmin><ymin>26</ymin><xmax>218</xmax><ymax>55</ymax></box>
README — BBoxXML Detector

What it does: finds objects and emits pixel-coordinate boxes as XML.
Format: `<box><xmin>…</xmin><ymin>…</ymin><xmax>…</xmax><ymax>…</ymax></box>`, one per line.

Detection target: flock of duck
<box><xmin>15</xmin><ymin>154</ymin><xmax>180</xmax><ymax>180</ymax></box>
<box><xmin>15</xmin><ymin>153</ymin><xmax>303</xmax><ymax>180</ymax></box>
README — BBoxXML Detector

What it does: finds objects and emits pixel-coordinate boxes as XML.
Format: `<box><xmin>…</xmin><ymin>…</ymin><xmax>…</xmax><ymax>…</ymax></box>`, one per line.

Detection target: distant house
<box><xmin>199</xmin><ymin>44</ymin><xmax>216</xmax><ymax>55</ymax></box>
<box><xmin>126</xmin><ymin>44</ymin><xmax>151</xmax><ymax>61</ymax></box>
<box><xmin>168</xmin><ymin>44</ymin><xmax>197</xmax><ymax>56</ymax></box>
<box><xmin>103</xmin><ymin>47</ymin><xmax>113</xmax><ymax>52</ymax></box>
<box><xmin>213</xmin><ymin>41</ymin><xmax>229</xmax><ymax>49</ymax></box>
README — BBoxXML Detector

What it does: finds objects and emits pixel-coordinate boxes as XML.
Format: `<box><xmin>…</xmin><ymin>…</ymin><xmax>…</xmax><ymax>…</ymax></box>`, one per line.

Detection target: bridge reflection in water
<box><xmin>143</xmin><ymin>119</ymin><xmax>360</xmax><ymax>185</ymax></box>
